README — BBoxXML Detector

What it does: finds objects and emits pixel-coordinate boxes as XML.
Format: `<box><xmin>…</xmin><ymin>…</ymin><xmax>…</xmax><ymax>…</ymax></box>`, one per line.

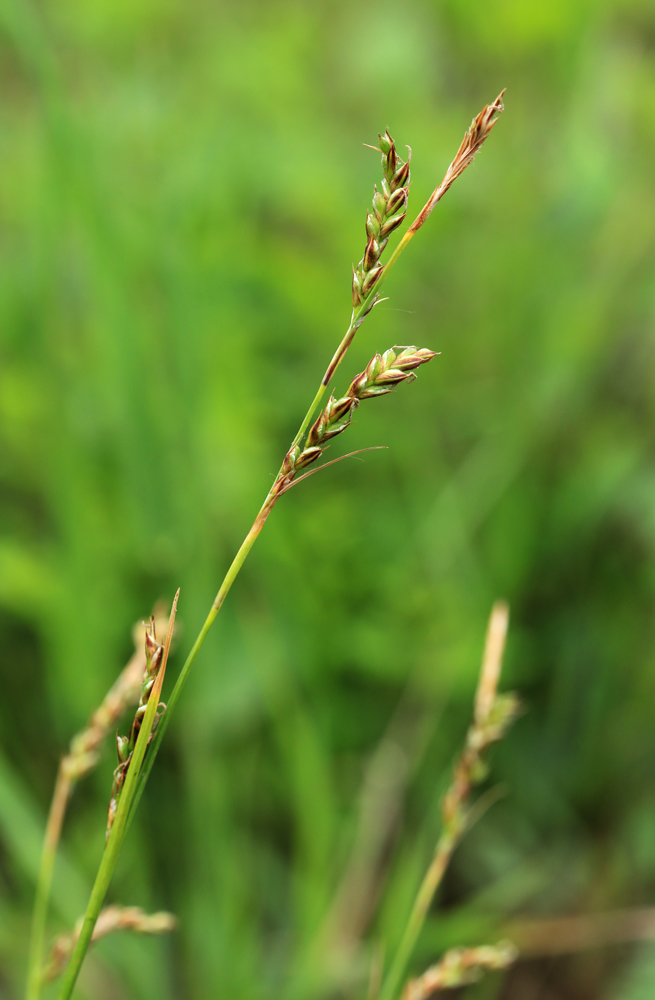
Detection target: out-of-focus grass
<box><xmin>1</xmin><ymin>0</ymin><xmax>655</xmax><ymax>997</ymax></box>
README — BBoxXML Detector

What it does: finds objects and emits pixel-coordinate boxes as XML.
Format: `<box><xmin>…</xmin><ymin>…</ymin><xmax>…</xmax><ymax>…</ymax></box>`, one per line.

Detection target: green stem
<box><xmin>130</xmin><ymin>495</ymin><xmax>275</xmax><ymax>815</ymax></box>
<box><xmin>318</xmin><ymin>222</ymin><xmax>421</xmax><ymax>394</ymax></box>
<box><xmin>292</xmin><ymin>381</ymin><xmax>329</xmax><ymax>448</ymax></box>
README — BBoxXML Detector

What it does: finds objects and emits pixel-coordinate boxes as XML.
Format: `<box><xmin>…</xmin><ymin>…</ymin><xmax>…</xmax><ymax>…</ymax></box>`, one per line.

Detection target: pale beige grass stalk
<box><xmin>402</xmin><ymin>942</ymin><xmax>517</xmax><ymax>999</ymax></box>
<box><xmin>377</xmin><ymin>602</ymin><xmax>519</xmax><ymax>1000</ymax></box>
<box><xmin>44</xmin><ymin>905</ymin><xmax>177</xmax><ymax>982</ymax></box>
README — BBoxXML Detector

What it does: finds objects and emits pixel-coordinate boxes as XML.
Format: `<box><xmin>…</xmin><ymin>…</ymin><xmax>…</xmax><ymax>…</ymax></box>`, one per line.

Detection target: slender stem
<box><xmin>127</xmin><ymin>284</ymin><xmax>405</xmax><ymax>818</ymax></box>
<box><xmin>128</xmin><ymin>290</ymin><xmax>398</xmax><ymax>816</ymax></box>
<box><xmin>292</xmin><ymin>381</ymin><xmax>330</xmax><ymax>448</ymax></box>
<box><xmin>25</xmin><ymin>764</ymin><xmax>71</xmax><ymax>1000</ymax></box>
<box><xmin>378</xmin><ymin>228</ymin><xmax>417</xmax><ymax>286</ymax></box>
<box><xmin>134</xmin><ymin>495</ymin><xmax>275</xmax><ymax>798</ymax></box>
<box><xmin>378</xmin><ymin>830</ymin><xmax>457</xmax><ymax>1000</ymax></box>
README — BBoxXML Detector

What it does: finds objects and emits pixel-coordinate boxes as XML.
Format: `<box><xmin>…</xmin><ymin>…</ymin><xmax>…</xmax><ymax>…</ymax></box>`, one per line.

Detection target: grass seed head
<box><xmin>106</xmin><ymin>614</ymin><xmax>170</xmax><ymax>840</ymax></box>
<box><xmin>347</xmin><ymin>347</ymin><xmax>437</xmax><ymax>399</ymax></box>
<box><xmin>288</xmin><ymin>346</ymin><xmax>437</xmax><ymax>474</ymax></box>
<box><xmin>45</xmin><ymin>905</ymin><xmax>177</xmax><ymax>982</ymax></box>
<box><xmin>352</xmin><ymin>131</ymin><xmax>411</xmax><ymax>307</ymax></box>
<box><xmin>61</xmin><ymin>607</ymin><xmax>172</xmax><ymax>783</ymax></box>
<box><xmin>402</xmin><ymin>942</ymin><xmax>517</xmax><ymax>999</ymax></box>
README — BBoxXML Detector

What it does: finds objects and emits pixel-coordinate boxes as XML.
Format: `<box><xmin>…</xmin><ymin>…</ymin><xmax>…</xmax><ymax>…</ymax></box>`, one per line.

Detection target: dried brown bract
<box><xmin>402</xmin><ymin>942</ymin><xmax>517</xmax><ymax>999</ymax></box>
<box><xmin>45</xmin><ymin>905</ymin><xmax>177</xmax><ymax>981</ymax></box>
<box><xmin>409</xmin><ymin>91</ymin><xmax>505</xmax><ymax>235</ymax></box>
<box><xmin>105</xmin><ymin>593</ymin><xmax>178</xmax><ymax>840</ymax></box>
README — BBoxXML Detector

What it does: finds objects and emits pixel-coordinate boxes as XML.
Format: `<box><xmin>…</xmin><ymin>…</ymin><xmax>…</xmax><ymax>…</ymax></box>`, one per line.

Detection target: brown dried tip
<box><xmin>449</xmin><ymin>90</ymin><xmax>505</xmax><ymax>184</ymax></box>
<box><xmin>402</xmin><ymin>941</ymin><xmax>517</xmax><ymax>1000</ymax></box>
<box><xmin>474</xmin><ymin>600</ymin><xmax>509</xmax><ymax>726</ymax></box>
<box><xmin>45</xmin><ymin>905</ymin><xmax>177</xmax><ymax>981</ymax></box>
<box><xmin>409</xmin><ymin>90</ymin><xmax>505</xmax><ymax>234</ymax></box>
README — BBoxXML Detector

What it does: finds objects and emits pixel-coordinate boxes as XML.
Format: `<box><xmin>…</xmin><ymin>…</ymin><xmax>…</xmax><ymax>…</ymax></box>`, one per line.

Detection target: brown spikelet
<box><xmin>409</xmin><ymin>91</ymin><xmax>505</xmax><ymax>234</ymax></box>
<box><xmin>448</xmin><ymin>90</ymin><xmax>505</xmax><ymax>184</ymax></box>
<box><xmin>289</xmin><ymin>346</ymin><xmax>437</xmax><ymax>473</ymax></box>
<box><xmin>402</xmin><ymin>942</ymin><xmax>517</xmax><ymax>1000</ymax></box>
<box><xmin>45</xmin><ymin>905</ymin><xmax>177</xmax><ymax>981</ymax></box>
<box><xmin>61</xmin><ymin>606</ymin><xmax>174</xmax><ymax>783</ymax></box>
<box><xmin>352</xmin><ymin>132</ymin><xmax>412</xmax><ymax>308</ymax></box>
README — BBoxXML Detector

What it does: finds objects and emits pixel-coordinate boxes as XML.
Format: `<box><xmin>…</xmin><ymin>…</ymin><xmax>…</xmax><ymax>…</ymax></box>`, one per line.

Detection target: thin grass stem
<box><xmin>127</xmin><ymin>299</ymin><xmax>406</xmax><ymax>823</ymax></box>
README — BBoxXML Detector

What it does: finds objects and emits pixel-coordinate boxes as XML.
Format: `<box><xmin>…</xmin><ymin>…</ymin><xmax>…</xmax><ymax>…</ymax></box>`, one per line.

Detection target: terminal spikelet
<box><xmin>408</xmin><ymin>91</ymin><xmax>505</xmax><ymax>234</ymax></box>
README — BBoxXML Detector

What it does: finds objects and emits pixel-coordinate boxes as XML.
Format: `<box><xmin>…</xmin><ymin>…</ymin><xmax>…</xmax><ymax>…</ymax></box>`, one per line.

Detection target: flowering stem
<box><xmin>132</xmin><ymin>495</ymin><xmax>276</xmax><ymax>803</ymax></box>
<box><xmin>55</xmin><ymin>96</ymin><xmax>504</xmax><ymax>992</ymax></box>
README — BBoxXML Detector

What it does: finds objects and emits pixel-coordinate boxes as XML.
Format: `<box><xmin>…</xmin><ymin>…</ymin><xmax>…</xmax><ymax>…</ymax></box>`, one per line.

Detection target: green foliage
<box><xmin>1</xmin><ymin>0</ymin><xmax>655</xmax><ymax>996</ymax></box>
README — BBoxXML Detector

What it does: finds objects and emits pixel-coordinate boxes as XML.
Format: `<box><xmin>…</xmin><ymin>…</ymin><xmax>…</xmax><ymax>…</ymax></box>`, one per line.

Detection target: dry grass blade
<box><xmin>45</xmin><ymin>905</ymin><xmax>177</xmax><ymax>981</ymax></box>
<box><xmin>408</xmin><ymin>91</ymin><xmax>505</xmax><ymax>235</ymax></box>
<box><xmin>378</xmin><ymin>602</ymin><xmax>518</xmax><ymax>1000</ymax></box>
<box><xmin>505</xmin><ymin>907</ymin><xmax>655</xmax><ymax>957</ymax></box>
<box><xmin>474</xmin><ymin>601</ymin><xmax>509</xmax><ymax>725</ymax></box>
<box><xmin>402</xmin><ymin>942</ymin><xmax>517</xmax><ymax>999</ymax></box>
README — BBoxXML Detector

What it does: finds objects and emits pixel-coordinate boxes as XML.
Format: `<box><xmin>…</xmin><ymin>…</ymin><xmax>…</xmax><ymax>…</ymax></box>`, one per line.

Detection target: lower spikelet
<box><xmin>280</xmin><ymin>346</ymin><xmax>437</xmax><ymax>482</ymax></box>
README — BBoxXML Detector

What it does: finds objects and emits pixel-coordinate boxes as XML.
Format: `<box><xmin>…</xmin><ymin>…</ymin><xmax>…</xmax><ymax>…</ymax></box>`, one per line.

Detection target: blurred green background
<box><xmin>2</xmin><ymin>0</ymin><xmax>655</xmax><ymax>997</ymax></box>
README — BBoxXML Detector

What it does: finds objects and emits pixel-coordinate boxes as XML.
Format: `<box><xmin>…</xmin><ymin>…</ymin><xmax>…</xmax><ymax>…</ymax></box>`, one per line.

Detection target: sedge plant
<box><xmin>25</xmin><ymin>92</ymin><xmax>506</xmax><ymax>998</ymax></box>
